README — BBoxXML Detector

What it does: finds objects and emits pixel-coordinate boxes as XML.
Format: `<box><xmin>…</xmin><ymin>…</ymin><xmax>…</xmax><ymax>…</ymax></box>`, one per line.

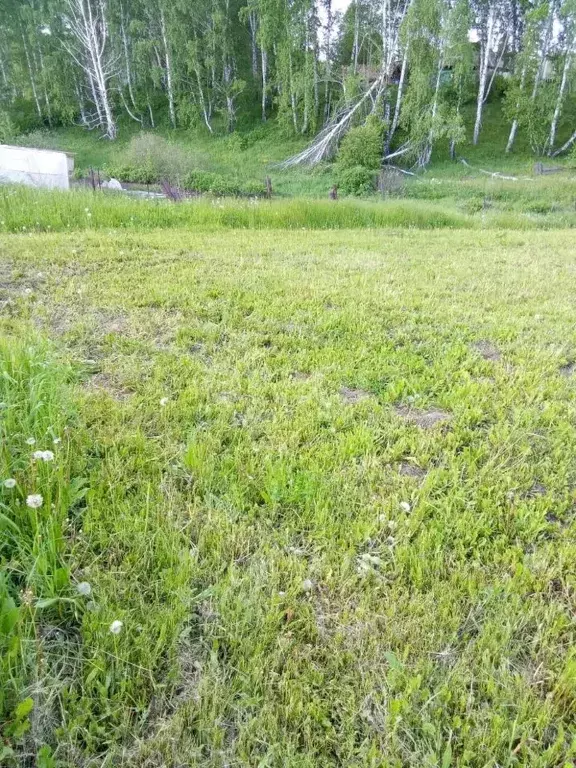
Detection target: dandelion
<box><xmin>26</xmin><ymin>494</ymin><xmax>43</xmax><ymax>509</ymax></box>
<box><xmin>109</xmin><ymin>620</ymin><xmax>123</xmax><ymax>635</ymax></box>
<box><xmin>160</xmin><ymin>397</ymin><xmax>169</xmax><ymax>407</ymax></box>
<box><xmin>32</xmin><ymin>450</ymin><xmax>54</xmax><ymax>462</ymax></box>
<box><xmin>76</xmin><ymin>581</ymin><xmax>92</xmax><ymax>596</ymax></box>
<box><xmin>3</xmin><ymin>478</ymin><xmax>16</xmax><ymax>489</ymax></box>
<box><xmin>26</xmin><ymin>437</ymin><xmax>36</xmax><ymax>446</ymax></box>
<box><xmin>24</xmin><ymin>288</ymin><xmax>32</xmax><ymax>295</ymax></box>
<box><xmin>399</xmin><ymin>501</ymin><xmax>411</xmax><ymax>513</ymax></box>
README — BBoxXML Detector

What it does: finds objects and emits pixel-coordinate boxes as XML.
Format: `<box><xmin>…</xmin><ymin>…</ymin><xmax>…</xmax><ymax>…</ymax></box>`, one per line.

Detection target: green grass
<box><xmin>3</xmin><ymin>184</ymin><xmax>576</xmax><ymax>233</ymax></box>
<box><xmin>2</xmin><ymin>225</ymin><xmax>576</xmax><ymax>765</ymax></box>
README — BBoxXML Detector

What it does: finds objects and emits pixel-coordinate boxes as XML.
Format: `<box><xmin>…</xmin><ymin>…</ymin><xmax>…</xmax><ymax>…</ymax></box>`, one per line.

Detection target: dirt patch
<box><xmin>472</xmin><ymin>340</ymin><xmax>501</xmax><ymax>361</ymax></box>
<box><xmin>83</xmin><ymin>372</ymin><xmax>134</xmax><ymax>401</ymax></box>
<box><xmin>340</xmin><ymin>386</ymin><xmax>371</xmax><ymax>404</ymax></box>
<box><xmin>560</xmin><ymin>362</ymin><xmax>576</xmax><ymax>376</ymax></box>
<box><xmin>395</xmin><ymin>405</ymin><xmax>452</xmax><ymax>429</ymax></box>
<box><xmin>397</xmin><ymin>462</ymin><xmax>427</xmax><ymax>479</ymax></box>
<box><xmin>525</xmin><ymin>482</ymin><xmax>547</xmax><ymax>498</ymax></box>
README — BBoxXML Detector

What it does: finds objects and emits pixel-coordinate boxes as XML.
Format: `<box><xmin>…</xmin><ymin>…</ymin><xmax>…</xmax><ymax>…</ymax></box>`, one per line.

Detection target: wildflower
<box><xmin>26</xmin><ymin>437</ymin><xmax>36</xmax><ymax>446</ymax></box>
<box><xmin>76</xmin><ymin>581</ymin><xmax>92</xmax><ymax>596</ymax></box>
<box><xmin>109</xmin><ymin>620</ymin><xmax>123</xmax><ymax>635</ymax></box>
<box><xmin>32</xmin><ymin>450</ymin><xmax>54</xmax><ymax>462</ymax></box>
<box><xmin>160</xmin><ymin>397</ymin><xmax>169</xmax><ymax>407</ymax></box>
<box><xmin>53</xmin><ymin>437</ymin><xmax>61</xmax><ymax>445</ymax></box>
<box><xmin>3</xmin><ymin>478</ymin><xmax>16</xmax><ymax>489</ymax></box>
<box><xmin>26</xmin><ymin>494</ymin><xmax>43</xmax><ymax>509</ymax></box>
<box><xmin>24</xmin><ymin>288</ymin><xmax>32</xmax><ymax>295</ymax></box>
<box><xmin>84</xmin><ymin>207</ymin><xmax>90</xmax><ymax>213</ymax></box>
<box><xmin>399</xmin><ymin>501</ymin><xmax>411</xmax><ymax>513</ymax></box>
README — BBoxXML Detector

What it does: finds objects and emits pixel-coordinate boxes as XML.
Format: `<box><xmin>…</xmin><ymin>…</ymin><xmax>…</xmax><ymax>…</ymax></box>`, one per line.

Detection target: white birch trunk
<box><xmin>160</xmin><ymin>8</ymin><xmax>176</xmax><ymax>128</ymax></box>
<box><xmin>22</xmin><ymin>33</ymin><xmax>42</xmax><ymax>120</ymax></box>
<box><xmin>261</xmin><ymin>48</ymin><xmax>268</xmax><ymax>121</ymax></box>
<box><xmin>548</xmin><ymin>51</ymin><xmax>572</xmax><ymax>154</ymax></box>
<box><xmin>506</xmin><ymin>64</ymin><xmax>526</xmax><ymax>153</ymax></box>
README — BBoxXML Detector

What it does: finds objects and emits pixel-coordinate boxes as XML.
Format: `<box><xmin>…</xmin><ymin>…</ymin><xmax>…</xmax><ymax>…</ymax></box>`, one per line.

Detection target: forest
<box><xmin>1</xmin><ymin>0</ymin><xmax>576</xmax><ymax>170</ymax></box>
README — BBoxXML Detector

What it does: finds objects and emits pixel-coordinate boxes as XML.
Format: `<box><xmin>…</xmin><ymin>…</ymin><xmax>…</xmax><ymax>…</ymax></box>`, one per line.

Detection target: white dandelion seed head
<box><xmin>399</xmin><ymin>501</ymin><xmax>411</xmax><ymax>513</ymax></box>
<box><xmin>24</xmin><ymin>288</ymin><xmax>32</xmax><ymax>295</ymax></box>
<box><xmin>76</xmin><ymin>581</ymin><xmax>92</xmax><ymax>596</ymax></box>
<box><xmin>32</xmin><ymin>450</ymin><xmax>54</xmax><ymax>462</ymax></box>
<box><xmin>3</xmin><ymin>478</ymin><xmax>16</xmax><ymax>489</ymax></box>
<box><xmin>26</xmin><ymin>437</ymin><xmax>36</xmax><ymax>446</ymax></box>
<box><xmin>26</xmin><ymin>494</ymin><xmax>43</xmax><ymax>509</ymax></box>
<box><xmin>109</xmin><ymin>620</ymin><xmax>123</xmax><ymax>635</ymax></box>
<box><xmin>159</xmin><ymin>397</ymin><xmax>169</xmax><ymax>407</ymax></box>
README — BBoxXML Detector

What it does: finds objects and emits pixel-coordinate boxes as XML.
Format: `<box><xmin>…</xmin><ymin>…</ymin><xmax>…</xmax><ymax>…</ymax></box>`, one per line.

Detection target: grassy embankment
<box><xmin>2</xmin><ymin>224</ymin><xmax>576</xmax><ymax>765</ymax></box>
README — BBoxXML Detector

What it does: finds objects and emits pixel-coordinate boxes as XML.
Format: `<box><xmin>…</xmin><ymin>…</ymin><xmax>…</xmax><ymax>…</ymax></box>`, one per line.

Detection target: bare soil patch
<box><xmin>397</xmin><ymin>462</ymin><xmax>427</xmax><ymax>479</ymax></box>
<box><xmin>472</xmin><ymin>340</ymin><xmax>501</xmax><ymax>362</ymax></box>
<box><xmin>340</xmin><ymin>386</ymin><xmax>371</xmax><ymax>404</ymax></box>
<box><xmin>395</xmin><ymin>405</ymin><xmax>452</xmax><ymax>429</ymax></box>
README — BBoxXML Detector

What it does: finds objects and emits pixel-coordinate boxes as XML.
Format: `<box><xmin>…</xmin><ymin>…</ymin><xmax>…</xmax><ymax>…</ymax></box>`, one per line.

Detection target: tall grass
<box><xmin>0</xmin><ymin>339</ymin><xmax>80</xmax><ymax>764</ymax></box>
<box><xmin>3</xmin><ymin>185</ymin><xmax>576</xmax><ymax>233</ymax></box>
<box><xmin>0</xmin><ymin>185</ymin><xmax>474</xmax><ymax>232</ymax></box>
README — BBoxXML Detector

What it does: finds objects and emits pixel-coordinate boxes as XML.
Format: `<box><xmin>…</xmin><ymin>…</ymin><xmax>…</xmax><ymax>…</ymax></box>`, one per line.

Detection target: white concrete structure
<box><xmin>0</xmin><ymin>145</ymin><xmax>73</xmax><ymax>189</ymax></box>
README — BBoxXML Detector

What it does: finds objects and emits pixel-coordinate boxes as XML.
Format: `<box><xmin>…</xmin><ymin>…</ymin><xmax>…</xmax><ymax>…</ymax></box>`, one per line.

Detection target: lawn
<box><xmin>2</xmin><ymin>226</ymin><xmax>576</xmax><ymax>766</ymax></box>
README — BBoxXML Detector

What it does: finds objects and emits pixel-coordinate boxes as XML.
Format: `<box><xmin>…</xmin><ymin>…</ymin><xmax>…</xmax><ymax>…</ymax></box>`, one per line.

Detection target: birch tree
<box><xmin>62</xmin><ymin>0</ymin><xmax>117</xmax><ymax>138</ymax></box>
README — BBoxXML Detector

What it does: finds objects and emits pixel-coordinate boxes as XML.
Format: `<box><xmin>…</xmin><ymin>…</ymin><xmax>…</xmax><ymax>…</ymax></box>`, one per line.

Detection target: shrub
<box><xmin>336</xmin><ymin>115</ymin><xmax>384</xmax><ymax>171</ymax></box>
<box><xmin>108</xmin><ymin>134</ymin><xmax>195</xmax><ymax>185</ymax></box>
<box><xmin>336</xmin><ymin>166</ymin><xmax>377</xmax><ymax>196</ymax></box>
<box><xmin>12</xmin><ymin>130</ymin><xmax>59</xmax><ymax>150</ymax></box>
<box><xmin>242</xmin><ymin>179</ymin><xmax>267</xmax><ymax>196</ymax></box>
<box><xmin>183</xmin><ymin>170</ymin><xmax>265</xmax><ymax>197</ymax></box>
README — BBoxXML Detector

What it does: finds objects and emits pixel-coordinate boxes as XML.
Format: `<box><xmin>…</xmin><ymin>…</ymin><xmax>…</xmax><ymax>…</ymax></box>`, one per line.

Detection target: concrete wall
<box><xmin>0</xmin><ymin>145</ymin><xmax>72</xmax><ymax>190</ymax></box>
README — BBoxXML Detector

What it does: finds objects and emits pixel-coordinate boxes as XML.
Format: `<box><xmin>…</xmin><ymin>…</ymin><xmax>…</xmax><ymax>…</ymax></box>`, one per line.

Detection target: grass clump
<box><xmin>0</xmin><ymin>332</ymin><xmax>193</xmax><ymax>762</ymax></box>
<box><xmin>0</xmin><ymin>339</ymin><xmax>80</xmax><ymax>764</ymax></box>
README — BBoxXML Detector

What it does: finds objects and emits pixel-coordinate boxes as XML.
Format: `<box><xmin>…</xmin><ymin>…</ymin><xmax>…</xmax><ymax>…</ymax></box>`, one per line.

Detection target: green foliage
<box><xmin>183</xmin><ymin>170</ymin><xmax>266</xmax><ymax>196</ymax></box>
<box><xmin>336</xmin><ymin>165</ymin><xmax>377</xmax><ymax>196</ymax></box>
<box><xmin>336</xmin><ymin>115</ymin><xmax>383</xmax><ymax>171</ymax></box>
<box><xmin>0</xmin><ymin>111</ymin><xmax>14</xmax><ymax>143</ymax></box>
<box><xmin>106</xmin><ymin>133</ymin><xmax>195</xmax><ymax>184</ymax></box>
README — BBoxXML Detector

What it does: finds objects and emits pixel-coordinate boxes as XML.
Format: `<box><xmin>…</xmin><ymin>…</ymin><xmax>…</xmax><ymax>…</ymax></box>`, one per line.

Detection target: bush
<box><xmin>107</xmin><ymin>134</ymin><xmax>195</xmax><ymax>185</ymax></box>
<box><xmin>336</xmin><ymin>115</ymin><xmax>384</xmax><ymax>171</ymax></box>
<box><xmin>336</xmin><ymin>166</ymin><xmax>377</xmax><ymax>196</ymax></box>
<box><xmin>183</xmin><ymin>170</ymin><xmax>265</xmax><ymax>197</ymax></box>
<box><xmin>12</xmin><ymin>130</ymin><xmax>59</xmax><ymax>150</ymax></box>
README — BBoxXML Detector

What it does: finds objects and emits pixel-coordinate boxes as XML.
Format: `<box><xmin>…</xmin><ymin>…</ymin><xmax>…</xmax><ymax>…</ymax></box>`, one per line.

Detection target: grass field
<box><xmin>2</xmin><ymin>223</ymin><xmax>576</xmax><ymax>766</ymax></box>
